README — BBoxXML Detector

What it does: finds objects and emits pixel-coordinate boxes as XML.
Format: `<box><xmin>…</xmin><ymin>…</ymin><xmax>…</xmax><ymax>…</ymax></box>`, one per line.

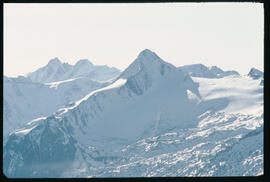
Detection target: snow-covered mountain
<box><xmin>248</xmin><ymin>68</ymin><xmax>263</xmax><ymax>80</ymax></box>
<box><xmin>248</xmin><ymin>67</ymin><xmax>264</xmax><ymax>86</ymax></box>
<box><xmin>3</xmin><ymin>49</ymin><xmax>263</xmax><ymax>178</ymax></box>
<box><xmin>3</xmin><ymin>75</ymin><xmax>110</xmax><ymax>138</ymax></box>
<box><xmin>27</xmin><ymin>58</ymin><xmax>120</xmax><ymax>83</ymax></box>
<box><xmin>178</xmin><ymin>64</ymin><xmax>239</xmax><ymax>78</ymax></box>
<box><xmin>4</xmin><ymin>58</ymin><xmax>120</xmax><ymax>138</ymax></box>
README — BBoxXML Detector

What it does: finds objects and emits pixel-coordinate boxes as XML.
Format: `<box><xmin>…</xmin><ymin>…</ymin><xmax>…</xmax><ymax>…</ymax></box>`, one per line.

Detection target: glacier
<box><xmin>3</xmin><ymin>49</ymin><xmax>263</xmax><ymax>178</ymax></box>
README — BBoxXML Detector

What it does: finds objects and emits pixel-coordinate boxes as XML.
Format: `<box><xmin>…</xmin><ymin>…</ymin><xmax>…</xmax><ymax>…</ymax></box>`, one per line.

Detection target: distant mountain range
<box><xmin>27</xmin><ymin>58</ymin><xmax>120</xmax><ymax>83</ymax></box>
<box><xmin>3</xmin><ymin>49</ymin><xmax>263</xmax><ymax>177</ymax></box>
<box><xmin>178</xmin><ymin>63</ymin><xmax>239</xmax><ymax>78</ymax></box>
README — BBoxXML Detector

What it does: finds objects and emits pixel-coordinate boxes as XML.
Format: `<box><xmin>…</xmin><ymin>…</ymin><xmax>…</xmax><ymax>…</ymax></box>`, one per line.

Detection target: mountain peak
<box><xmin>48</xmin><ymin>57</ymin><xmax>62</xmax><ymax>66</ymax></box>
<box><xmin>134</xmin><ymin>49</ymin><xmax>173</xmax><ymax>69</ymax></box>
<box><xmin>75</xmin><ymin>59</ymin><xmax>93</xmax><ymax>67</ymax></box>
<box><xmin>137</xmin><ymin>49</ymin><xmax>160</xmax><ymax>61</ymax></box>
<box><xmin>248</xmin><ymin>68</ymin><xmax>263</xmax><ymax>79</ymax></box>
<box><xmin>120</xmin><ymin>49</ymin><xmax>175</xmax><ymax>79</ymax></box>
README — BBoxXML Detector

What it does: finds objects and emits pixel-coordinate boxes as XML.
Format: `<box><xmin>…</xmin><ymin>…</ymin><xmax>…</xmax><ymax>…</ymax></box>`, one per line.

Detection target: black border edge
<box><xmin>1</xmin><ymin>0</ymin><xmax>267</xmax><ymax>182</ymax></box>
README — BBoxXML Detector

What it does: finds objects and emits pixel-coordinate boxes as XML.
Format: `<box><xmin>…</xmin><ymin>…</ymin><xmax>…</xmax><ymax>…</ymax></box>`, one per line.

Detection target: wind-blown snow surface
<box><xmin>3</xmin><ymin>49</ymin><xmax>263</xmax><ymax>177</ymax></box>
<box><xmin>27</xmin><ymin>58</ymin><xmax>120</xmax><ymax>83</ymax></box>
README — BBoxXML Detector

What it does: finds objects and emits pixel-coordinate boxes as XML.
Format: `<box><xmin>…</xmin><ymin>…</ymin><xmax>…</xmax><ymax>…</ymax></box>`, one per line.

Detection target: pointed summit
<box><xmin>48</xmin><ymin>57</ymin><xmax>61</xmax><ymax>65</ymax></box>
<box><xmin>120</xmin><ymin>49</ymin><xmax>175</xmax><ymax>79</ymax></box>
<box><xmin>117</xmin><ymin>49</ymin><xmax>197</xmax><ymax>97</ymax></box>
<box><xmin>135</xmin><ymin>49</ymin><xmax>165</xmax><ymax>67</ymax></box>
<box><xmin>137</xmin><ymin>49</ymin><xmax>160</xmax><ymax>60</ymax></box>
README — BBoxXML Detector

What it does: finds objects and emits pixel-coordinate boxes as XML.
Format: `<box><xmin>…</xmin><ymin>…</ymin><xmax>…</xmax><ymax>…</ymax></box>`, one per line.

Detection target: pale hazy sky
<box><xmin>4</xmin><ymin>3</ymin><xmax>264</xmax><ymax>77</ymax></box>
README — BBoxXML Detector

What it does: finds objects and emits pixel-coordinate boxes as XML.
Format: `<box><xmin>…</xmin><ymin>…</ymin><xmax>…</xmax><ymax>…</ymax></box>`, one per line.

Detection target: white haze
<box><xmin>4</xmin><ymin>3</ymin><xmax>263</xmax><ymax>77</ymax></box>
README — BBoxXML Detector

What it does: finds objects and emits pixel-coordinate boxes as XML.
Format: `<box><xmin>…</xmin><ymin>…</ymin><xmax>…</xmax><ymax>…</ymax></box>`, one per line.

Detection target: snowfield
<box><xmin>192</xmin><ymin>75</ymin><xmax>263</xmax><ymax>115</ymax></box>
<box><xmin>61</xmin><ymin>74</ymin><xmax>263</xmax><ymax>177</ymax></box>
<box><xmin>3</xmin><ymin>49</ymin><xmax>263</xmax><ymax>177</ymax></box>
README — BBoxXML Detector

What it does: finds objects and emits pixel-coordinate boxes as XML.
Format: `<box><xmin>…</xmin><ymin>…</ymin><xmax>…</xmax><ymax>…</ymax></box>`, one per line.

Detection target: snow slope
<box><xmin>3</xmin><ymin>49</ymin><xmax>263</xmax><ymax>178</ymax></box>
<box><xmin>3</xmin><ymin>76</ymin><xmax>110</xmax><ymax>138</ymax></box>
<box><xmin>27</xmin><ymin>58</ymin><xmax>120</xmax><ymax>83</ymax></box>
<box><xmin>51</xmin><ymin>49</ymin><xmax>202</xmax><ymax>145</ymax></box>
<box><xmin>89</xmin><ymin>75</ymin><xmax>262</xmax><ymax>177</ymax></box>
<box><xmin>192</xmin><ymin>76</ymin><xmax>263</xmax><ymax>115</ymax></box>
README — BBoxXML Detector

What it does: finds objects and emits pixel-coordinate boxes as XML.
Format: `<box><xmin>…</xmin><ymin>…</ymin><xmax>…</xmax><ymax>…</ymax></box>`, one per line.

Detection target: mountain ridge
<box><xmin>178</xmin><ymin>63</ymin><xmax>239</xmax><ymax>78</ymax></box>
<box><xmin>3</xmin><ymin>49</ymin><xmax>264</xmax><ymax>177</ymax></box>
<box><xmin>27</xmin><ymin>58</ymin><xmax>121</xmax><ymax>83</ymax></box>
